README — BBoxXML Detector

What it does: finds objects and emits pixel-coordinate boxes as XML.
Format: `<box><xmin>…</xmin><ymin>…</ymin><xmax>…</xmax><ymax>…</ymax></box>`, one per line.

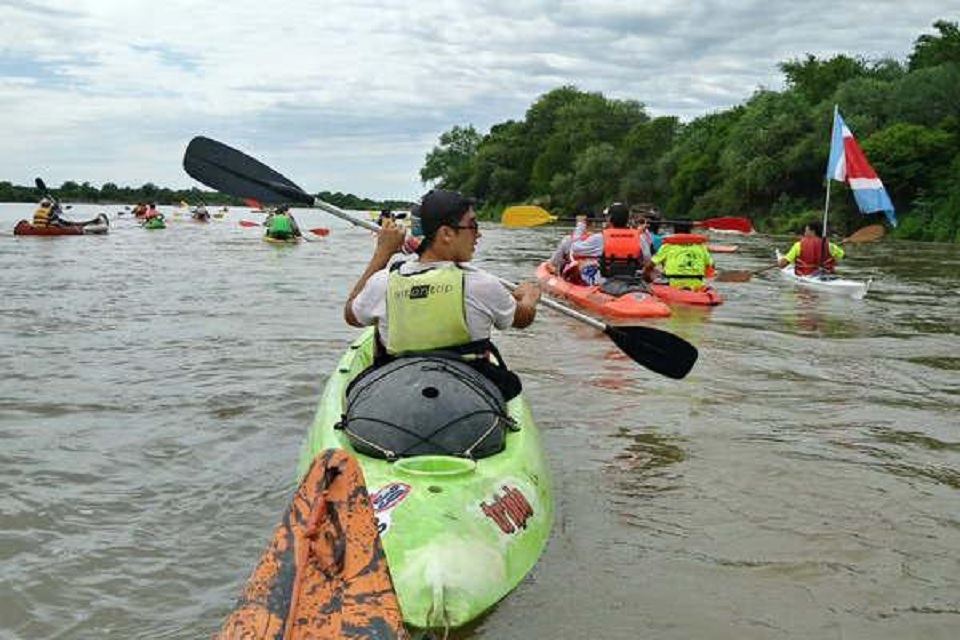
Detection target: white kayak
<box><xmin>775</xmin><ymin>250</ymin><xmax>870</xmax><ymax>299</ymax></box>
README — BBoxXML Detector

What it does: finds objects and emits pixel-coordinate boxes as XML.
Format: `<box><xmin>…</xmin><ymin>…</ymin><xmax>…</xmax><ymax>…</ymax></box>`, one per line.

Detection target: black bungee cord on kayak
<box><xmin>338</xmin><ymin>355</ymin><xmax>515</xmax><ymax>461</ymax></box>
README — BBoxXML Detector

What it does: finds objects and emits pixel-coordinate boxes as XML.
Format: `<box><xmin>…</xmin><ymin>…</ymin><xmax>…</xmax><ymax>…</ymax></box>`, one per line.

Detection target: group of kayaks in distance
<box><xmin>502</xmin><ymin>203</ymin><xmax>883</xmax><ymax>317</ymax></box>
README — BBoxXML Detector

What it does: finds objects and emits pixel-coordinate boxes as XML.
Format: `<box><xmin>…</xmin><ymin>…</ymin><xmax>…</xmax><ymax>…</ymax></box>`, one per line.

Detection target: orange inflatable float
<box><xmin>216</xmin><ymin>448</ymin><xmax>408</xmax><ymax>639</ymax></box>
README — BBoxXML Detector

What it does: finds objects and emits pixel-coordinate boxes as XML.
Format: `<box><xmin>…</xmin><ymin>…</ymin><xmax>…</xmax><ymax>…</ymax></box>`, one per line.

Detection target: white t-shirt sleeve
<box><xmin>350</xmin><ymin>269</ymin><xmax>388</xmax><ymax>326</ymax></box>
<box><xmin>464</xmin><ymin>269</ymin><xmax>516</xmax><ymax>332</ymax></box>
<box><xmin>570</xmin><ymin>232</ymin><xmax>603</xmax><ymax>257</ymax></box>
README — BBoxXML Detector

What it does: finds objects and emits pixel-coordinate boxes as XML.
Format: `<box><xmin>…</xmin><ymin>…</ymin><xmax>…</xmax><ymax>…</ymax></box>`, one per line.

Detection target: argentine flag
<box><xmin>826</xmin><ymin>108</ymin><xmax>897</xmax><ymax>227</ymax></box>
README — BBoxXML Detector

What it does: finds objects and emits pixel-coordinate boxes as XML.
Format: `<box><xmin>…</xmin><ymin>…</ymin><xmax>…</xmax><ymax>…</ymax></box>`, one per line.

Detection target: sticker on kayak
<box><xmin>371</xmin><ymin>482</ymin><xmax>411</xmax><ymax>536</ymax></box>
<box><xmin>480</xmin><ymin>485</ymin><xmax>534</xmax><ymax>535</ymax></box>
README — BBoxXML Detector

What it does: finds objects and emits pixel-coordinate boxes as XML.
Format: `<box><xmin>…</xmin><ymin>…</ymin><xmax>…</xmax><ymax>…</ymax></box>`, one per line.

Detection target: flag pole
<box><xmin>820</xmin><ymin>105</ymin><xmax>839</xmax><ymax>272</ymax></box>
<box><xmin>822</xmin><ymin>104</ymin><xmax>838</xmax><ymax>237</ymax></box>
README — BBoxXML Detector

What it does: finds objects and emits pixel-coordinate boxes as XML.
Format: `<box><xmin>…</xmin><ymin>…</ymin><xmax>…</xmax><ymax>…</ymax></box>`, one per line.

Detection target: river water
<box><xmin>2</xmin><ymin>203</ymin><xmax>958</xmax><ymax>639</ymax></box>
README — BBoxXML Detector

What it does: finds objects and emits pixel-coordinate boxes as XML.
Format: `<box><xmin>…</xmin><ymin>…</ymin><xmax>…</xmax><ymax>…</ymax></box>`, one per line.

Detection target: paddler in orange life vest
<box><xmin>545</xmin><ymin>202</ymin><xmax>652</xmax><ymax>285</ymax></box>
<box><xmin>598</xmin><ymin>203</ymin><xmax>653</xmax><ymax>280</ymax></box>
<box><xmin>643</xmin><ymin>220</ymin><xmax>714</xmax><ymax>290</ymax></box>
<box><xmin>777</xmin><ymin>221</ymin><xmax>845</xmax><ymax>276</ymax></box>
<box><xmin>345</xmin><ymin>189</ymin><xmax>540</xmax><ymax>400</ymax></box>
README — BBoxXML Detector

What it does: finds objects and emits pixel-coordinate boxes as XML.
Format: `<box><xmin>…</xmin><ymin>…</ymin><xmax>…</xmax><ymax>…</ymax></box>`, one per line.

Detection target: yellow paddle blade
<box><xmin>501</xmin><ymin>205</ymin><xmax>556</xmax><ymax>228</ymax></box>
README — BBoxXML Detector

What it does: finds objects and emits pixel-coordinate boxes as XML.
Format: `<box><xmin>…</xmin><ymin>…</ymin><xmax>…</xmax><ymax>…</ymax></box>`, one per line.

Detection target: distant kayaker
<box><xmin>643</xmin><ymin>221</ymin><xmax>714</xmax><ymax>290</ymax></box>
<box><xmin>264</xmin><ymin>205</ymin><xmax>302</xmax><ymax>240</ymax></box>
<box><xmin>777</xmin><ymin>221</ymin><xmax>845</xmax><ymax>276</ymax></box>
<box><xmin>191</xmin><ymin>202</ymin><xmax>210</xmax><ymax>221</ymax></box>
<box><xmin>345</xmin><ymin>189</ymin><xmax>540</xmax><ymax>399</ymax></box>
<box><xmin>645</xmin><ymin>214</ymin><xmax>665</xmax><ymax>253</ymax></box>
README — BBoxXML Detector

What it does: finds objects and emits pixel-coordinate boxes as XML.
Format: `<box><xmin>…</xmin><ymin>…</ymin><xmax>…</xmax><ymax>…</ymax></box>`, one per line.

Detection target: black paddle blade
<box><xmin>182</xmin><ymin>137</ymin><xmax>313</xmax><ymax>206</ymax></box>
<box><xmin>35</xmin><ymin>178</ymin><xmax>47</xmax><ymax>193</ymax></box>
<box><xmin>604</xmin><ymin>325</ymin><xmax>699</xmax><ymax>379</ymax></box>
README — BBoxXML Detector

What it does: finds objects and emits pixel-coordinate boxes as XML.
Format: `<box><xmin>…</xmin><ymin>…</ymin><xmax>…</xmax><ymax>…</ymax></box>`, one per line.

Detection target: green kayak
<box><xmin>297</xmin><ymin>327</ymin><xmax>553</xmax><ymax>630</ymax></box>
<box><xmin>144</xmin><ymin>217</ymin><xmax>166</xmax><ymax>229</ymax></box>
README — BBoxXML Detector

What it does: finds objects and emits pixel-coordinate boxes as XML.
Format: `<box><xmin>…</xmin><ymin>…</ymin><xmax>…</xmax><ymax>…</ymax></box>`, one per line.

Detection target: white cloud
<box><xmin>0</xmin><ymin>0</ymin><xmax>950</xmax><ymax>199</ymax></box>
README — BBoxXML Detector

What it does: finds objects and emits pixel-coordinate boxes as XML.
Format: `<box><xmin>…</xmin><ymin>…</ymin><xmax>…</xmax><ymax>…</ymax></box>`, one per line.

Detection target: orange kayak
<box><xmin>650</xmin><ymin>283</ymin><xmax>723</xmax><ymax>306</ymax></box>
<box><xmin>535</xmin><ymin>262</ymin><xmax>671</xmax><ymax>320</ymax></box>
<box><xmin>215</xmin><ymin>448</ymin><xmax>407</xmax><ymax>640</ymax></box>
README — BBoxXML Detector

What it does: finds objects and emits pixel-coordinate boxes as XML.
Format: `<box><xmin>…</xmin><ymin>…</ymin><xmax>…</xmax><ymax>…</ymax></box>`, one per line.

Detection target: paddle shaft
<box><xmin>497</xmin><ymin>277</ymin><xmax>603</xmax><ymax>331</ymax></box>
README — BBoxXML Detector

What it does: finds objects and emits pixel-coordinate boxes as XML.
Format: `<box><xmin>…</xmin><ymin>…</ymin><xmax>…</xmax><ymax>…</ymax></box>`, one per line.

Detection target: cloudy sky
<box><xmin>0</xmin><ymin>1</ymin><xmax>951</xmax><ymax>200</ymax></box>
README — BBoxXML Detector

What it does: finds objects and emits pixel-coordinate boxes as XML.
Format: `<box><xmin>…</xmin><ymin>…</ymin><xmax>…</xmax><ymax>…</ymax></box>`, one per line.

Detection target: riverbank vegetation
<box><xmin>0</xmin><ymin>180</ymin><xmax>412</xmax><ymax>213</ymax></box>
<box><xmin>421</xmin><ymin>20</ymin><xmax>960</xmax><ymax>242</ymax></box>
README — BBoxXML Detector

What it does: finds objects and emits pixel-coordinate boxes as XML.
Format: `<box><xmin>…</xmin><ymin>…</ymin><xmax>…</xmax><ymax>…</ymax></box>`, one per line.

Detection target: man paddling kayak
<box><xmin>777</xmin><ymin>221</ymin><xmax>845</xmax><ymax>275</ymax></box>
<box><xmin>345</xmin><ymin>189</ymin><xmax>540</xmax><ymax>400</ymax></box>
<box><xmin>263</xmin><ymin>205</ymin><xmax>302</xmax><ymax>240</ymax></box>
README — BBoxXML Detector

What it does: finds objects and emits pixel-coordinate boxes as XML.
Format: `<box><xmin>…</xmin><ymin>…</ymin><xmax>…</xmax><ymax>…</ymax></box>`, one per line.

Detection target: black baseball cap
<box><xmin>419</xmin><ymin>190</ymin><xmax>476</xmax><ymax>238</ymax></box>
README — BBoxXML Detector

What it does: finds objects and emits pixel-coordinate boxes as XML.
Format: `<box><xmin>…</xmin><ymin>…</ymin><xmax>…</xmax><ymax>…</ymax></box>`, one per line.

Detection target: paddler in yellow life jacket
<box><xmin>263</xmin><ymin>205</ymin><xmax>301</xmax><ymax>240</ymax></box>
<box><xmin>777</xmin><ymin>221</ymin><xmax>845</xmax><ymax>276</ymax></box>
<box><xmin>345</xmin><ymin>189</ymin><xmax>541</xmax><ymax>400</ymax></box>
<box><xmin>32</xmin><ymin>198</ymin><xmax>57</xmax><ymax>227</ymax></box>
<box><xmin>643</xmin><ymin>220</ymin><xmax>714</xmax><ymax>290</ymax></box>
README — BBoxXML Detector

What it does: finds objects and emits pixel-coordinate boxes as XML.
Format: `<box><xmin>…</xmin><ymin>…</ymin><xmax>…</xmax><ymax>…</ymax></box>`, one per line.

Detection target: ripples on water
<box><xmin>2</xmin><ymin>205</ymin><xmax>958</xmax><ymax>639</ymax></box>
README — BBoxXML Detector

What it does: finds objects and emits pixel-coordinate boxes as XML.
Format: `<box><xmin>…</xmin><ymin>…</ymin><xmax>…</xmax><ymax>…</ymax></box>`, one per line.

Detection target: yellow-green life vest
<box><xmin>267</xmin><ymin>213</ymin><xmax>294</xmax><ymax>236</ymax></box>
<box><xmin>386</xmin><ymin>265</ymin><xmax>471</xmax><ymax>355</ymax></box>
<box><xmin>33</xmin><ymin>206</ymin><xmax>52</xmax><ymax>227</ymax></box>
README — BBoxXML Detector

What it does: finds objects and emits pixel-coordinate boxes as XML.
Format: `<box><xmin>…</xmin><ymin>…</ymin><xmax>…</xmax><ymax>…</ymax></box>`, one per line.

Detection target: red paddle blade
<box><xmin>238</xmin><ymin>220</ymin><xmax>260</xmax><ymax>227</ymax></box>
<box><xmin>243</xmin><ymin>198</ymin><xmax>263</xmax><ymax>210</ymax></box>
<box><xmin>309</xmin><ymin>228</ymin><xmax>330</xmax><ymax>236</ymax></box>
<box><xmin>696</xmin><ymin>217</ymin><xmax>754</xmax><ymax>233</ymax></box>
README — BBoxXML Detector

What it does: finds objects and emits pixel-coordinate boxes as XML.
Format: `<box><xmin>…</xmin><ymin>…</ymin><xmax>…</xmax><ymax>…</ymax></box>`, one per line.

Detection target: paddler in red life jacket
<box><xmin>345</xmin><ymin>189</ymin><xmax>540</xmax><ymax>400</ymax></box>
<box><xmin>777</xmin><ymin>221</ymin><xmax>845</xmax><ymax>276</ymax></box>
<box><xmin>643</xmin><ymin>220</ymin><xmax>714</xmax><ymax>290</ymax></box>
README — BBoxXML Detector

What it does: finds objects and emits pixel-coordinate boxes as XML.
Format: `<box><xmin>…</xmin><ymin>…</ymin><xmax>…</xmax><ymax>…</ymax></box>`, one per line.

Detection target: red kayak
<box><xmin>650</xmin><ymin>283</ymin><xmax>723</xmax><ymax>306</ymax></box>
<box><xmin>14</xmin><ymin>214</ymin><xmax>109</xmax><ymax>236</ymax></box>
<box><xmin>536</xmin><ymin>262</ymin><xmax>671</xmax><ymax>320</ymax></box>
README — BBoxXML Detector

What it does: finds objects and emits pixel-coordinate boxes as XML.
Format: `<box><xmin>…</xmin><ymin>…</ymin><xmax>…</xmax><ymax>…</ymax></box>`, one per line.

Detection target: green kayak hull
<box><xmin>297</xmin><ymin>328</ymin><xmax>553</xmax><ymax>629</ymax></box>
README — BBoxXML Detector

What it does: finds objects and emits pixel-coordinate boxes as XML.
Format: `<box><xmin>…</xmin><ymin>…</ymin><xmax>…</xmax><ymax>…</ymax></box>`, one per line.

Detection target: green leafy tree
<box><xmin>420</xmin><ymin>125</ymin><xmax>482</xmax><ymax>190</ymax></box>
<box><xmin>862</xmin><ymin>123</ymin><xmax>956</xmax><ymax>205</ymax></box>
<box><xmin>779</xmin><ymin>54</ymin><xmax>871</xmax><ymax>105</ymax></box>
<box><xmin>908</xmin><ymin>20</ymin><xmax>960</xmax><ymax>70</ymax></box>
<box><xmin>885</xmin><ymin>64</ymin><xmax>960</xmax><ymax>128</ymax></box>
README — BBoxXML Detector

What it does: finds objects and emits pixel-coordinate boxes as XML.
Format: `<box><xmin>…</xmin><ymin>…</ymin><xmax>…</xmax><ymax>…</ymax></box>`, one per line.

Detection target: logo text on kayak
<box><xmin>481</xmin><ymin>485</ymin><xmax>534</xmax><ymax>534</ymax></box>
